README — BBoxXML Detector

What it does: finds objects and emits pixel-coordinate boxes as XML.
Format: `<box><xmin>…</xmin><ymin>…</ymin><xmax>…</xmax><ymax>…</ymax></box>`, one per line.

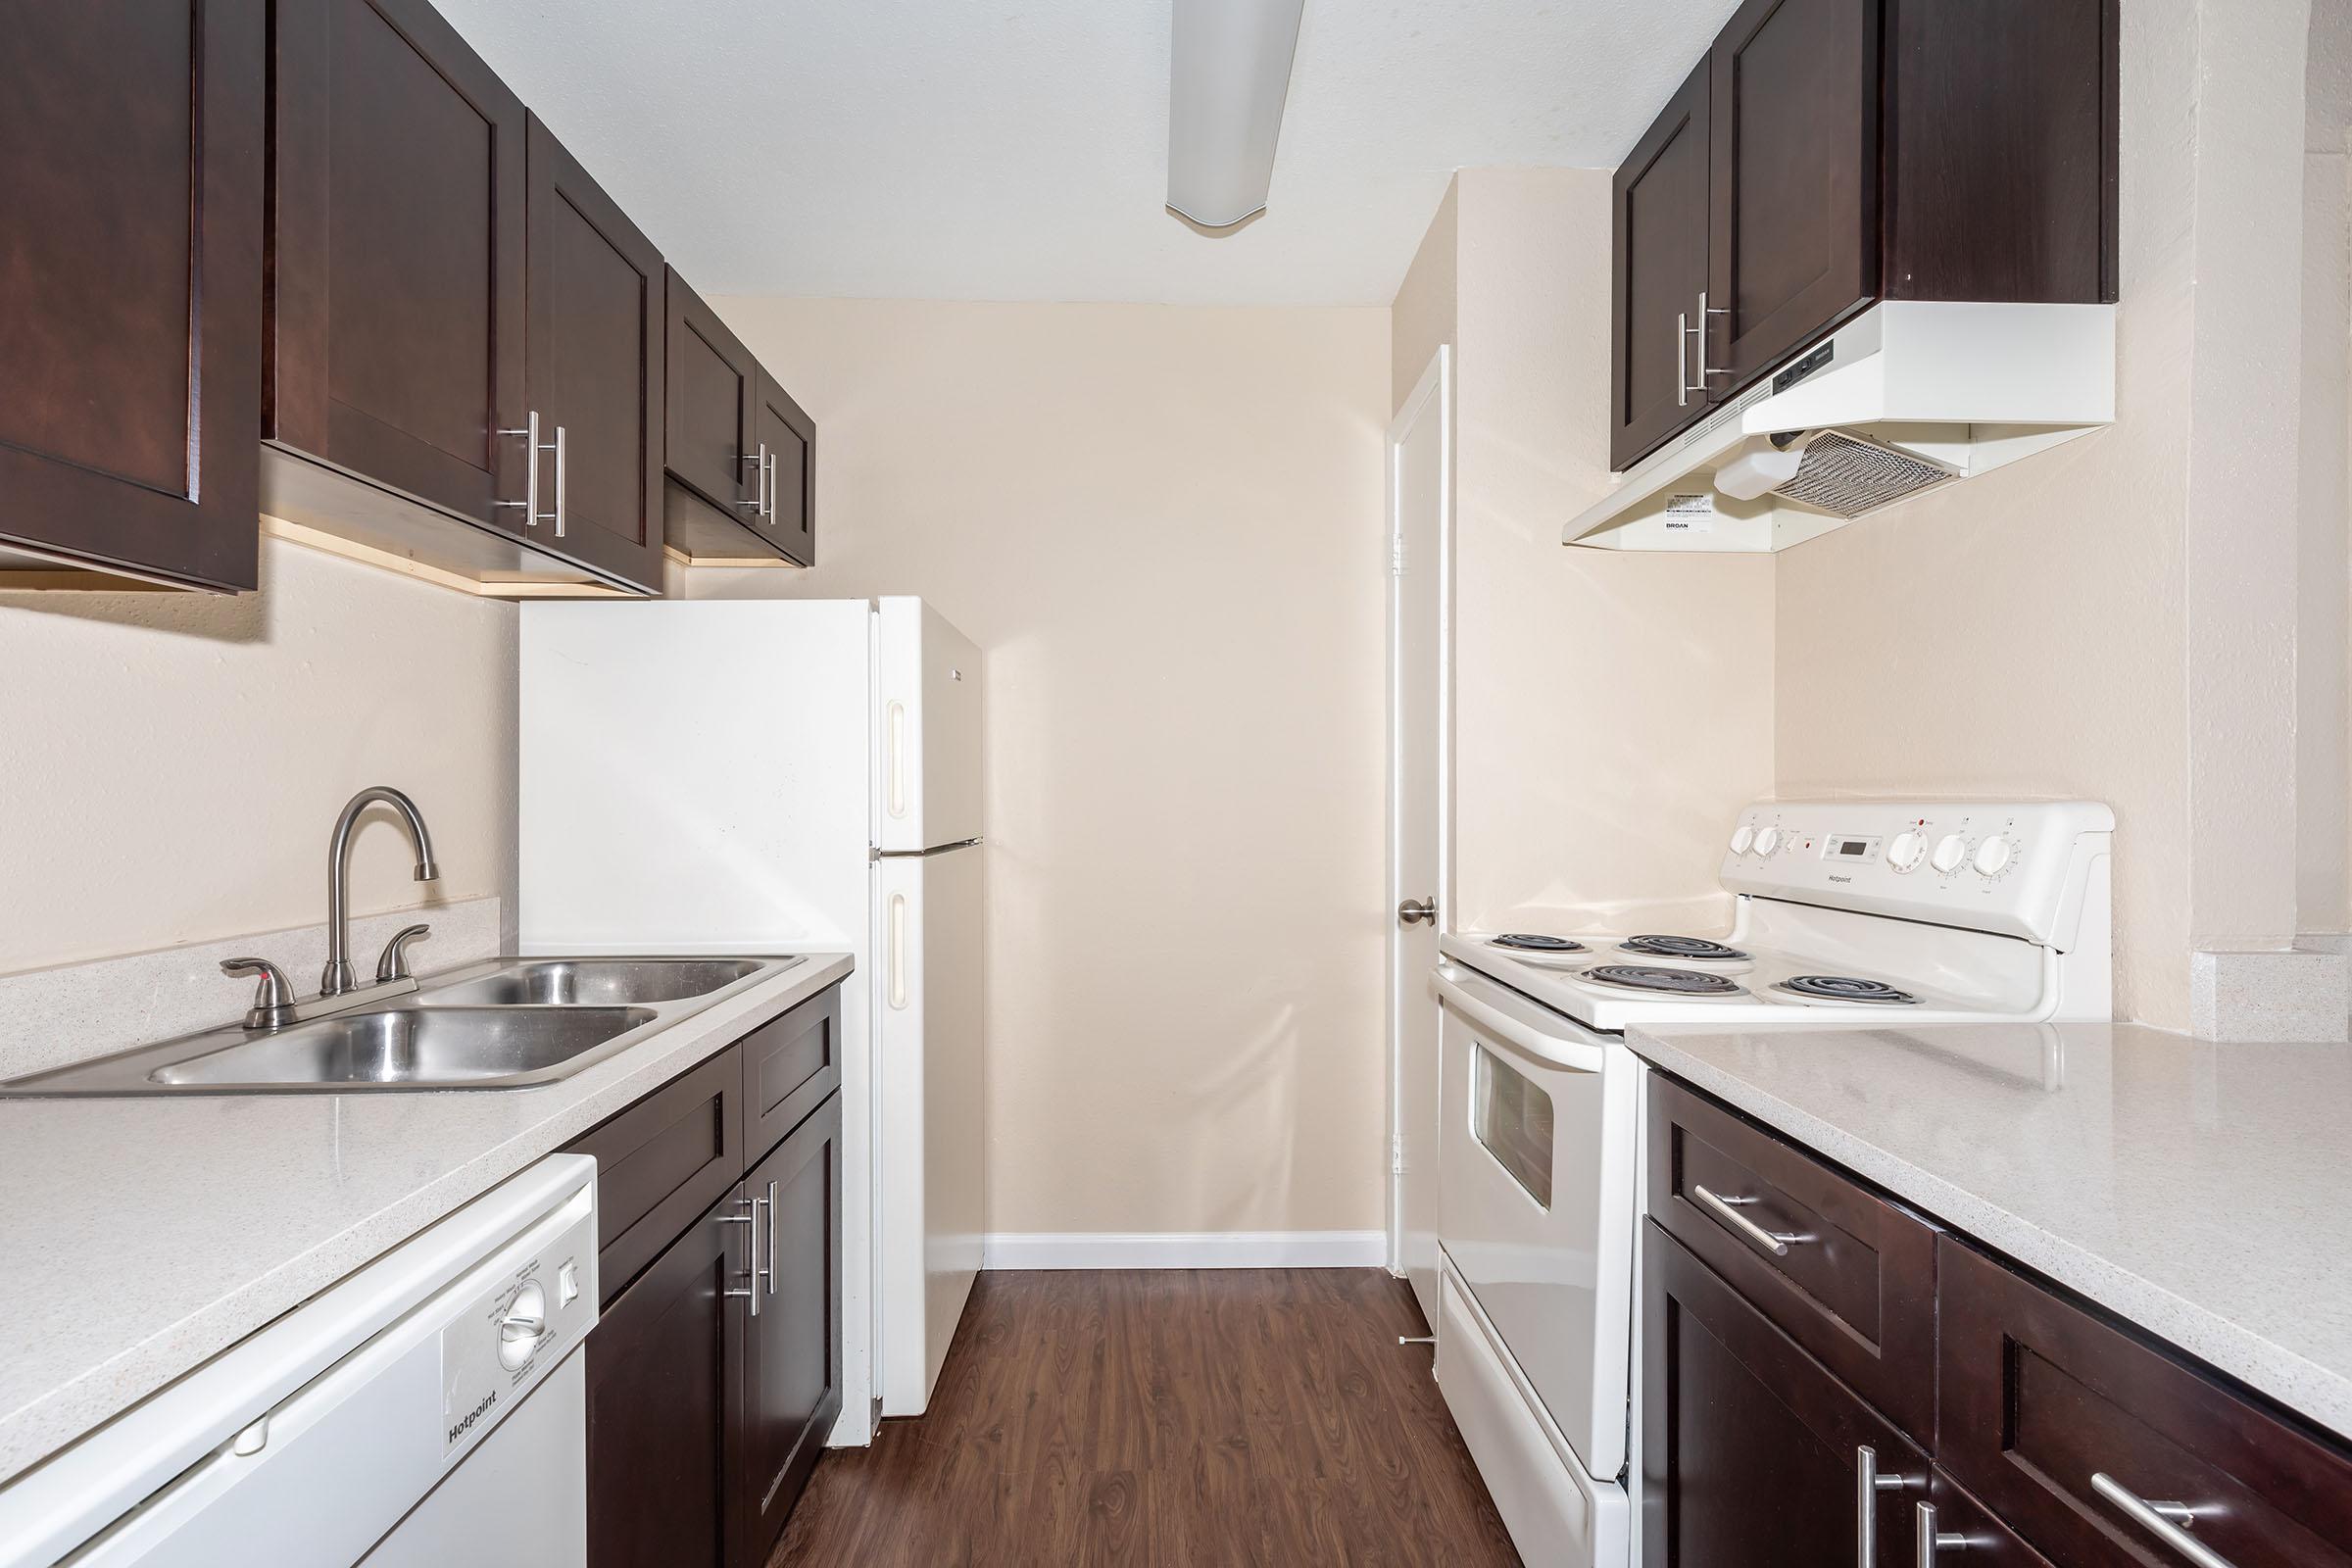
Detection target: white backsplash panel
<box><xmin>0</xmin><ymin>898</ymin><xmax>502</xmax><ymax>1082</ymax></box>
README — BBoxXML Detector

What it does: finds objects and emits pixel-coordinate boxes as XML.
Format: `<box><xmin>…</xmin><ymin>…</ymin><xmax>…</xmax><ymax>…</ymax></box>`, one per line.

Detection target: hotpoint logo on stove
<box><xmin>1827</xmin><ymin>874</ymin><xmax>1853</xmax><ymax>885</ymax></box>
<box><xmin>448</xmin><ymin>1389</ymin><xmax>498</xmax><ymax>1446</ymax></box>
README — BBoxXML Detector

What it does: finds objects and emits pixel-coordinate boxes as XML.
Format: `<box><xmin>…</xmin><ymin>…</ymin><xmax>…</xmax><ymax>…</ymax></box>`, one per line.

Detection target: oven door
<box><xmin>1434</xmin><ymin>960</ymin><xmax>1638</xmax><ymax>1482</ymax></box>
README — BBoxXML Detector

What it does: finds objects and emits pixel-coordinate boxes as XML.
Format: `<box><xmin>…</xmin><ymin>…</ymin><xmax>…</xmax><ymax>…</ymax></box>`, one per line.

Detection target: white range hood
<box><xmin>1564</xmin><ymin>300</ymin><xmax>2117</xmax><ymax>553</ymax></box>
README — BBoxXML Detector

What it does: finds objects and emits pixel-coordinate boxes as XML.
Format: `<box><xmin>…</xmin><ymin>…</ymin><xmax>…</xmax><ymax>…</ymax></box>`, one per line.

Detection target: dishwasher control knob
<box><xmin>1930</xmin><ymin>834</ymin><xmax>1970</xmax><ymax>874</ymax></box>
<box><xmin>1730</xmin><ymin>824</ymin><xmax>1755</xmax><ymax>856</ymax></box>
<box><xmin>1973</xmin><ymin>835</ymin><xmax>2015</xmax><ymax>877</ymax></box>
<box><xmin>498</xmin><ymin>1281</ymin><xmax>549</xmax><ymax>1370</ymax></box>
<box><xmin>1886</xmin><ymin>830</ymin><xmax>1927</xmax><ymax>872</ymax></box>
<box><xmin>1753</xmin><ymin>826</ymin><xmax>1782</xmax><ymax>857</ymax></box>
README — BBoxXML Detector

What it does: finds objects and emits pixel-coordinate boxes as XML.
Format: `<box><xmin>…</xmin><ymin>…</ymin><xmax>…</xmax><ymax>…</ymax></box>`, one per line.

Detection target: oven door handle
<box><xmin>1431</xmin><ymin>963</ymin><xmax>1608</xmax><ymax>1075</ymax></box>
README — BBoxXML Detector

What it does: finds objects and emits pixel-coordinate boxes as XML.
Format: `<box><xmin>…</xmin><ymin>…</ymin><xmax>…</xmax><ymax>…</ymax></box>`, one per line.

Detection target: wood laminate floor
<box><xmin>767</xmin><ymin>1269</ymin><xmax>1521</xmax><ymax>1567</ymax></box>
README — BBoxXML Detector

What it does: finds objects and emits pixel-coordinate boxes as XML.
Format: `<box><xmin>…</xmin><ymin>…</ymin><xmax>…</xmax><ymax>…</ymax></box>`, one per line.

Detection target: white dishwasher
<box><xmin>0</xmin><ymin>1155</ymin><xmax>599</xmax><ymax>1568</ymax></box>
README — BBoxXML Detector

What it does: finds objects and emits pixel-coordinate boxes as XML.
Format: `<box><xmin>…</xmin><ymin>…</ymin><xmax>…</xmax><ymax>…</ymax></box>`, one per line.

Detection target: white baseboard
<box><xmin>982</xmin><ymin>1230</ymin><xmax>1388</xmax><ymax>1270</ymax></box>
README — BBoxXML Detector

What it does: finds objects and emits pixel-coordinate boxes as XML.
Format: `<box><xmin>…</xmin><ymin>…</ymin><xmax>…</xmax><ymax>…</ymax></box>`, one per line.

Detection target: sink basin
<box><xmin>148</xmin><ymin>1006</ymin><xmax>656</xmax><ymax>1088</ymax></box>
<box><xmin>420</xmin><ymin>958</ymin><xmax>765</xmax><ymax>1007</ymax></box>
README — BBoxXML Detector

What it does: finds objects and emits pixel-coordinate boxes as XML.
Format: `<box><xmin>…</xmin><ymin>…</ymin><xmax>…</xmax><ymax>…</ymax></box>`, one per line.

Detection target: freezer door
<box><xmin>875</xmin><ymin>844</ymin><xmax>985</xmax><ymax>1414</ymax></box>
<box><xmin>876</xmin><ymin>597</ymin><xmax>983</xmax><ymax>852</ymax></box>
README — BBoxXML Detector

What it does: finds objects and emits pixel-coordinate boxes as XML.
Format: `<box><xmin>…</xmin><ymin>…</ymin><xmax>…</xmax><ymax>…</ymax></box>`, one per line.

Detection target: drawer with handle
<box><xmin>1937</xmin><ymin>1236</ymin><xmax>2352</xmax><ymax>1568</ymax></box>
<box><xmin>1648</xmin><ymin>1075</ymin><xmax>1939</xmax><ymax>1445</ymax></box>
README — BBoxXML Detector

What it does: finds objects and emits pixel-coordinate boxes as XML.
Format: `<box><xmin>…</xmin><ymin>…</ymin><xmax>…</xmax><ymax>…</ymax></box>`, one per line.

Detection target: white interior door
<box><xmin>1388</xmin><ymin>347</ymin><xmax>1451</xmax><ymax>1326</ymax></box>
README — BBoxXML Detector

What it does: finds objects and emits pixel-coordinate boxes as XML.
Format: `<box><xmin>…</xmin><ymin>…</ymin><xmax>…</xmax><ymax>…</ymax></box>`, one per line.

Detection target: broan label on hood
<box><xmin>1663</xmin><ymin>493</ymin><xmax>1716</xmax><ymax>533</ymax></box>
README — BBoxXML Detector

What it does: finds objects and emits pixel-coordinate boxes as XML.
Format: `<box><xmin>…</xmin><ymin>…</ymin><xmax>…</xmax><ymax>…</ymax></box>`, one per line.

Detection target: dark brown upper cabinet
<box><xmin>0</xmin><ymin>0</ymin><xmax>265</xmax><ymax>591</ymax></box>
<box><xmin>264</xmin><ymin>0</ymin><xmax>662</xmax><ymax>596</ymax></box>
<box><xmin>1608</xmin><ymin>0</ymin><xmax>2119</xmax><ymax>472</ymax></box>
<box><xmin>1706</xmin><ymin>0</ymin><xmax>1881</xmax><ymax>395</ymax></box>
<box><xmin>525</xmin><ymin>115</ymin><xmax>665</xmax><ymax>592</ymax></box>
<box><xmin>266</xmin><ymin>0</ymin><xmax>526</xmax><ymax>533</ymax></box>
<box><xmin>1609</xmin><ymin>59</ymin><xmax>1712</xmax><ymax>475</ymax></box>
<box><xmin>662</xmin><ymin>270</ymin><xmax>818</xmax><ymax>568</ymax></box>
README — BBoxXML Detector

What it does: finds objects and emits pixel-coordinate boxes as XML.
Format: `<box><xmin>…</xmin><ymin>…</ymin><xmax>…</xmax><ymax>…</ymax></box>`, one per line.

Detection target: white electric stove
<box><xmin>1424</xmin><ymin>800</ymin><xmax>2113</xmax><ymax>1568</ymax></box>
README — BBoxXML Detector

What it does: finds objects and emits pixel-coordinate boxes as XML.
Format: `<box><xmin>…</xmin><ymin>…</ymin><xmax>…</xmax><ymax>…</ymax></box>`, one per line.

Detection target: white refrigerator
<box><xmin>517</xmin><ymin>596</ymin><xmax>985</xmax><ymax>1440</ymax></box>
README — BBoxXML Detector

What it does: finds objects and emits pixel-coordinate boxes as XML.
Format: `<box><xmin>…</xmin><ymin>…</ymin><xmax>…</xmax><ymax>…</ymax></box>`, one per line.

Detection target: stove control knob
<box><xmin>1730</xmin><ymin>825</ymin><xmax>1755</xmax><ymax>856</ymax></box>
<box><xmin>1972</xmin><ymin>835</ymin><xmax>2015</xmax><ymax>877</ymax></box>
<box><xmin>1930</xmin><ymin>834</ymin><xmax>1970</xmax><ymax>875</ymax></box>
<box><xmin>1753</xmin><ymin>826</ymin><xmax>1782</xmax><ymax>858</ymax></box>
<box><xmin>1887</xmin><ymin>830</ymin><xmax>1927</xmax><ymax>872</ymax></box>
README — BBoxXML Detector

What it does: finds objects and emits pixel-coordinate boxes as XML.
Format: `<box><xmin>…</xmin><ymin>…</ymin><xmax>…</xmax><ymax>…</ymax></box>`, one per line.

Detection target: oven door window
<box><xmin>1472</xmin><ymin>1043</ymin><xmax>1553</xmax><ymax>1208</ymax></box>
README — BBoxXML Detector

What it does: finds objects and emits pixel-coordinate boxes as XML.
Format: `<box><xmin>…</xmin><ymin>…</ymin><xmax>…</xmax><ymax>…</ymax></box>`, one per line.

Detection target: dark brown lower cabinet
<box><xmin>1643</xmin><ymin>1220</ymin><xmax>1924</xmax><ymax>1566</ymax></box>
<box><xmin>586</xmin><ymin>1188</ymin><xmax>745</xmax><ymax>1568</ymax></box>
<box><xmin>569</xmin><ymin>987</ymin><xmax>844</xmax><ymax>1568</ymax></box>
<box><xmin>737</xmin><ymin>1094</ymin><xmax>843</xmax><ymax>1561</ymax></box>
<box><xmin>1646</xmin><ymin>1074</ymin><xmax>2352</xmax><ymax>1568</ymax></box>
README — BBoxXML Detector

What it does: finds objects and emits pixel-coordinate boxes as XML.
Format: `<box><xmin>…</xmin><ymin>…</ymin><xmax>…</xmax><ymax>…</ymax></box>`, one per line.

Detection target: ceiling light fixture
<box><xmin>1166</xmin><ymin>0</ymin><xmax>1306</xmax><ymax>229</ymax></box>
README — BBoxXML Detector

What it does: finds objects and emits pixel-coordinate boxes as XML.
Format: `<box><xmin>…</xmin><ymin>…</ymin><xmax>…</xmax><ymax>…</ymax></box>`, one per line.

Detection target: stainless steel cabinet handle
<box><xmin>1914</xmin><ymin>1502</ymin><xmax>1969</xmax><ymax>1564</ymax></box>
<box><xmin>494</xmin><ymin>411</ymin><xmax>542</xmax><ymax>528</ymax></box>
<box><xmin>739</xmin><ymin>441</ymin><xmax>768</xmax><ymax>513</ymax></box>
<box><xmin>1855</xmin><ymin>1446</ymin><xmax>1916</xmax><ymax>1567</ymax></box>
<box><xmin>550</xmin><ymin>423</ymin><xmax>566</xmax><ymax>538</ymax></box>
<box><xmin>1693</xmin><ymin>1182</ymin><xmax>1808</xmax><ymax>1255</ymax></box>
<box><xmin>1397</xmin><ymin>897</ymin><xmax>1438</xmax><ymax>927</ymax></box>
<box><xmin>763</xmin><ymin>1179</ymin><xmax>779</xmax><ymax>1297</ymax></box>
<box><xmin>1696</xmin><ymin>289</ymin><xmax>1728</xmax><ymax>383</ymax></box>
<box><xmin>2092</xmin><ymin>1473</ymin><xmax>2235</xmax><ymax>1568</ymax></box>
<box><xmin>1677</xmin><ymin>310</ymin><xmax>1691</xmax><ymax>407</ymax></box>
<box><xmin>764</xmin><ymin>450</ymin><xmax>778</xmax><ymax>521</ymax></box>
<box><xmin>718</xmin><ymin>1195</ymin><xmax>760</xmax><ymax>1317</ymax></box>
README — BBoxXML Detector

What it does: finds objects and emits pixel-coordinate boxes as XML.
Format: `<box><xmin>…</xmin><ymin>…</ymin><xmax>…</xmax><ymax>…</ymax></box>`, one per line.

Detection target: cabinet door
<box><xmin>1938</xmin><ymin>1237</ymin><xmax>2352</xmax><ymax>1568</ymax></box>
<box><xmin>268</xmin><ymin>0</ymin><xmax>526</xmax><ymax>531</ymax></box>
<box><xmin>1609</xmin><ymin>58</ymin><xmax>1712</xmax><ymax>472</ymax></box>
<box><xmin>0</xmin><ymin>0</ymin><xmax>263</xmax><ymax>591</ymax></box>
<box><xmin>736</xmin><ymin>1092</ymin><xmax>843</xmax><ymax>1564</ymax></box>
<box><xmin>1705</xmin><ymin>0</ymin><xmax>1881</xmax><ymax>392</ymax></box>
<box><xmin>752</xmin><ymin>373</ymin><xmax>816</xmax><ymax>566</ymax></box>
<box><xmin>664</xmin><ymin>270</ymin><xmax>760</xmax><ymax>519</ymax></box>
<box><xmin>740</xmin><ymin>986</ymin><xmax>842</xmax><ymax>1165</ymax></box>
<box><xmin>585</xmin><ymin>1188</ymin><xmax>750</xmax><ymax>1568</ymax></box>
<box><xmin>1643</xmin><ymin>1222</ymin><xmax>1924</xmax><ymax>1567</ymax></box>
<box><xmin>525</xmin><ymin>115</ymin><xmax>664</xmax><ymax>592</ymax></box>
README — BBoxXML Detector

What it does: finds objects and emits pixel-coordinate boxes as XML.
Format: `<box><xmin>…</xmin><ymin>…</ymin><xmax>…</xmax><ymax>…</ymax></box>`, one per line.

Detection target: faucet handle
<box><xmin>221</xmin><ymin>957</ymin><xmax>299</xmax><ymax>1031</ymax></box>
<box><xmin>375</xmin><ymin>923</ymin><xmax>431</xmax><ymax>984</ymax></box>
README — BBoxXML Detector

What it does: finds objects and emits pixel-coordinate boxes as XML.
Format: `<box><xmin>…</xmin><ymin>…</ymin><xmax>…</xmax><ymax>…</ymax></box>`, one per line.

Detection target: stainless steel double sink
<box><xmin>1</xmin><ymin>956</ymin><xmax>804</xmax><ymax>1097</ymax></box>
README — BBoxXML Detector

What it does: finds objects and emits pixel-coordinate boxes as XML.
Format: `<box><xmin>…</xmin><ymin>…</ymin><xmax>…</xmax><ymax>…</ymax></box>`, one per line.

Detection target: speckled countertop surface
<box><xmin>1630</xmin><ymin>1020</ymin><xmax>2352</xmax><ymax>1441</ymax></box>
<box><xmin>0</xmin><ymin>952</ymin><xmax>854</xmax><ymax>1489</ymax></box>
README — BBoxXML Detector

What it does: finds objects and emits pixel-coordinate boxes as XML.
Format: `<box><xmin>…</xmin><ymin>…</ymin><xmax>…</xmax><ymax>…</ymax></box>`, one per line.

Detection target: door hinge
<box><xmin>1390</xmin><ymin>1133</ymin><xmax>1405</xmax><ymax>1176</ymax></box>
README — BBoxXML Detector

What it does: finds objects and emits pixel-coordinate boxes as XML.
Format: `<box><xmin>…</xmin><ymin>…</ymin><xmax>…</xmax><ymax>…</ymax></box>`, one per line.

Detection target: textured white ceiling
<box><xmin>429</xmin><ymin>0</ymin><xmax>1742</xmax><ymax>307</ymax></box>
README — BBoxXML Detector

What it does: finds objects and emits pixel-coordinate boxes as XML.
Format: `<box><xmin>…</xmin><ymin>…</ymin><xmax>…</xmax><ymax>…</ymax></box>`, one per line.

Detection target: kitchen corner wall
<box><xmin>676</xmin><ymin>299</ymin><xmax>1392</xmax><ymax>1241</ymax></box>
<box><xmin>0</xmin><ymin>538</ymin><xmax>520</xmax><ymax>976</ymax></box>
<box><xmin>1779</xmin><ymin>0</ymin><xmax>2320</xmax><ymax>1031</ymax></box>
<box><xmin>1394</xmin><ymin>170</ymin><xmax>1777</xmax><ymax>938</ymax></box>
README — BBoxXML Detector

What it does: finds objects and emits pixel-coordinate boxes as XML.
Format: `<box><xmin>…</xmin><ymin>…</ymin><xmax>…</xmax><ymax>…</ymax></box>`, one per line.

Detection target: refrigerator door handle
<box><xmin>886</xmin><ymin>700</ymin><xmax>909</xmax><ymax>822</ymax></box>
<box><xmin>888</xmin><ymin>891</ymin><xmax>910</xmax><ymax>1009</ymax></box>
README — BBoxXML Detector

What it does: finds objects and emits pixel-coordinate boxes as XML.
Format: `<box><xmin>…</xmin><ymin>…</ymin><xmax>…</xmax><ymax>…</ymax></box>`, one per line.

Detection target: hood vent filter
<box><xmin>1777</xmin><ymin>431</ymin><xmax>1957</xmax><ymax>518</ymax></box>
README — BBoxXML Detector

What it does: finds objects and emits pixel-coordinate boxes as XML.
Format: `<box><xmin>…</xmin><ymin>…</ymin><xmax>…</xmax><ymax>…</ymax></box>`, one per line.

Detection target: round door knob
<box><xmin>1930</xmin><ymin>834</ymin><xmax>1970</xmax><ymax>874</ymax></box>
<box><xmin>1753</xmin><ymin>827</ymin><xmax>1782</xmax><ymax>857</ymax></box>
<box><xmin>1887</xmin><ymin>830</ymin><xmax>1927</xmax><ymax>872</ymax></box>
<box><xmin>1972</xmin><ymin>835</ymin><xmax>2015</xmax><ymax>877</ymax></box>
<box><xmin>498</xmin><ymin>1281</ymin><xmax>549</xmax><ymax>1370</ymax></box>
<box><xmin>1396</xmin><ymin>898</ymin><xmax>1438</xmax><ymax>927</ymax></box>
<box><xmin>1730</xmin><ymin>825</ymin><xmax>1755</xmax><ymax>856</ymax></box>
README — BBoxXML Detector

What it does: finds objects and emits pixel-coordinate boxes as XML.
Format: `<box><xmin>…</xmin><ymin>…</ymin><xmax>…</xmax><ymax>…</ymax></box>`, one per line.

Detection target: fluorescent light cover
<box><xmin>1167</xmin><ymin>0</ymin><xmax>1305</xmax><ymax>228</ymax></box>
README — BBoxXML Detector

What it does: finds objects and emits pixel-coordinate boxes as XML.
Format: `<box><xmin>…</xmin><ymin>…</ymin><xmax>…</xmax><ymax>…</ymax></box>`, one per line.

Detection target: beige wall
<box><xmin>1400</xmin><ymin>169</ymin><xmax>1776</xmax><ymax>939</ymax></box>
<box><xmin>1778</xmin><ymin>0</ymin><xmax>2320</xmax><ymax>1028</ymax></box>
<box><xmin>683</xmin><ymin>299</ymin><xmax>1392</xmax><ymax>1238</ymax></box>
<box><xmin>0</xmin><ymin>537</ymin><xmax>519</xmax><ymax>975</ymax></box>
<box><xmin>2303</xmin><ymin>0</ymin><xmax>2352</xmax><ymax>934</ymax></box>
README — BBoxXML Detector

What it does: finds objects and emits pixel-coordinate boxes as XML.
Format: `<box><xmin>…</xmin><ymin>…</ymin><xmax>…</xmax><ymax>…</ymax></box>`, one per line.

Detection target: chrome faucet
<box><xmin>322</xmin><ymin>786</ymin><xmax>439</xmax><ymax>997</ymax></box>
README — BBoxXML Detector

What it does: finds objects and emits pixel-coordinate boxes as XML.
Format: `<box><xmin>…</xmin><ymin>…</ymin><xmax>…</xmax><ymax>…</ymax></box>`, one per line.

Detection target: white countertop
<box><xmin>0</xmin><ymin>952</ymin><xmax>854</xmax><ymax>1489</ymax></box>
<box><xmin>1629</xmin><ymin>1020</ymin><xmax>2352</xmax><ymax>1442</ymax></box>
